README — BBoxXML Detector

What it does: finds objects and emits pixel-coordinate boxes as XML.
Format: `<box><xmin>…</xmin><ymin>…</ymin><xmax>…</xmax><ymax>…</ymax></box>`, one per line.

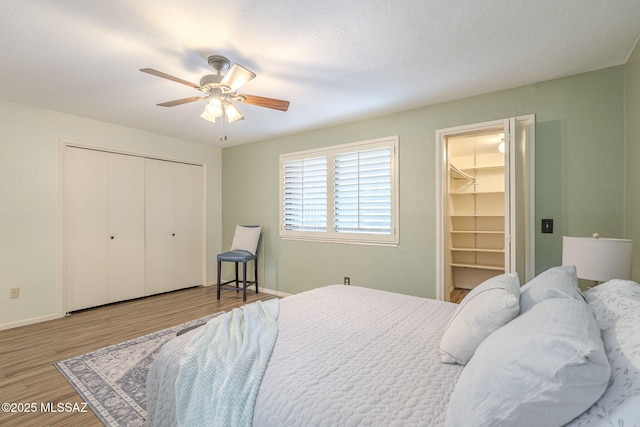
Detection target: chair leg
<box><xmin>234</xmin><ymin>262</ymin><xmax>239</xmax><ymax>292</ymax></box>
<box><xmin>242</xmin><ymin>261</ymin><xmax>247</xmax><ymax>302</ymax></box>
<box><xmin>254</xmin><ymin>258</ymin><xmax>259</xmax><ymax>294</ymax></box>
<box><xmin>216</xmin><ymin>260</ymin><xmax>221</xmax><ymax>300</ymax></box>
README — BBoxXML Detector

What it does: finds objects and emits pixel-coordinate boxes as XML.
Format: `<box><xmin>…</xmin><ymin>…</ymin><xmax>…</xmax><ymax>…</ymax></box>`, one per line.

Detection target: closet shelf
<box><xmin>449</xmin><ymin>165</ymin><xmax>475</xmax><ymax>182</ymax></box>
<box><xmin>450</xmin><ymin>263</ymin><xmax>505</xmax><ymax>271</ymax></box>
<box><xmin>451</xmin><ymin>247</ymin><xmax>504</xmax><ymax>253</ymax></box>
<box><xmin>450</xmin><ymin>213</ymin><xmax>504</xmax><ymax>217</ymax></box>
<box><xmin>450</xmin><ymin>230</ymin><xmax>504</xmax><ymax>234</ymax></box>
<box><xmin>459</xmin><ymin>164</ymin><xmax>504</xmax><ymax>171</ymax></box>
<box><xmin>449</xmin><ymin>190</ymin><xmax>505</xmax><ymax>195</ymax></box>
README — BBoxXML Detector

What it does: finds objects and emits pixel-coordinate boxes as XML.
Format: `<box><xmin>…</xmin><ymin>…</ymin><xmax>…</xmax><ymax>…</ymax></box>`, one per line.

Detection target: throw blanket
<box><xmin>175</xmin><ymin>299</ymin><xmax>279</xmax><ymax>427</ymax></box>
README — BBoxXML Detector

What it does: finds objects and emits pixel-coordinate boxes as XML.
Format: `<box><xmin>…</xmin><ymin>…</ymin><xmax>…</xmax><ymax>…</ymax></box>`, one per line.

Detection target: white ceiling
<box><xmin>1</xmin><ymin>1</ymin><xmax>639</xmax><ymax>147</ymax></box>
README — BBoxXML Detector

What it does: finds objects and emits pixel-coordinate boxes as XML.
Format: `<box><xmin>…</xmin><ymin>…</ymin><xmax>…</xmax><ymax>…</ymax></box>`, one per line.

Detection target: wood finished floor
<box><xmin>449</xmin><ymin>287</ymin><xmax>470</xmax><ymax>304</ymax></box>
<box><xmin>0</xmin><ymin>286</ymin><xmax>276</xmax><ymax>427</ymax></box>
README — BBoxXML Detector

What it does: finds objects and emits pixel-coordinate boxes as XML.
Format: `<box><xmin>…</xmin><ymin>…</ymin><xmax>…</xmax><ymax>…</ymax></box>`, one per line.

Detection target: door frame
<box><xmin>435</xmin><ymin>115</ymin><xmax>535</xmax><ymax>300</ymax></box>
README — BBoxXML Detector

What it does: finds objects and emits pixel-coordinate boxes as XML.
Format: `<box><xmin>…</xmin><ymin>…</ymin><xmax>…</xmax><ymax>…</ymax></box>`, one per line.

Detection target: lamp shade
<box><xmin>562</xmin><ymin>235</ymin><xmax>633</xmax><ymax>282</ymax></box>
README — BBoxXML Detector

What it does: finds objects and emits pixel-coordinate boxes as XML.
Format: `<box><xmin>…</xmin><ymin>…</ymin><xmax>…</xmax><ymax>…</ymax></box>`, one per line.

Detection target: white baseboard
<box><xmin>203</xmin><ymin>281</ymin><xmax>292</xmax><ymax>298</ymax></box>
<box><xmin>0</xmin><ymin>313</ymin><xmax>64</xmax><ymax>331</ymax></box>
<box><xmin>259</xmin><ymin>287</ymin><xmax>292</xmax><ymax>297</ymax></box>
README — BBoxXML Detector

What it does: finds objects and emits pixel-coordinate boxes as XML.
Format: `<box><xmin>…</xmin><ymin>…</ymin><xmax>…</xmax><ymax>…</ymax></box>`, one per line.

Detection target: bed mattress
<box><xmin>147</xmin><ymin>285</ymin><xmax>462</xmax><ymax>426</ymax></box>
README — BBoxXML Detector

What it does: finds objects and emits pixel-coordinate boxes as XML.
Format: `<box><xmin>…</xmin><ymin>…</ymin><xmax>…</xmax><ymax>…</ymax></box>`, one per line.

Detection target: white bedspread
<box><xmin>147</xmin><ymin>285</ymin><xmax>462</xmax><ymax>426</ymax></box>
<box><xmin>255</xmin><ymin>285</ymin><xmax>462</xmax><ymax>426</ymax></box>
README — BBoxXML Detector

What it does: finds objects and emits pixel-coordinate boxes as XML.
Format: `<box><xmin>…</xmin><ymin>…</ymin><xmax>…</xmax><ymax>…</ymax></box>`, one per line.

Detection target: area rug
<box><xmin>54</xmin><ymin>313</ymin><xmax>221</xmax><ymax>426</ymax></box>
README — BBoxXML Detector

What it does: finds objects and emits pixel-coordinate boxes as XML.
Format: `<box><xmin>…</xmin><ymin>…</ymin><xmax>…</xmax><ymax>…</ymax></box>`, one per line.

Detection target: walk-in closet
<box><xmin>446</xmin><ymin>131</ymin><xmax>506</xmax><ymax>290</ymax></box>
<box><xmin>436</xmin><ymin>116</ymin><xmax>535</xmax><ymax>302</ymax></box>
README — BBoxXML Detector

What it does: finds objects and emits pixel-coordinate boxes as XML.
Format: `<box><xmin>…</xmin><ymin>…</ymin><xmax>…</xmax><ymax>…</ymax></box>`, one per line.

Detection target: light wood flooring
<box><xmin>449</xmin><ymin>287</ymin><xmax>470</xmax><ymax>304</ymax></box>
<box><xmin>0</xmin><ymin>286</ymin><xmax>276</xmax><ymax>427</ymax></box>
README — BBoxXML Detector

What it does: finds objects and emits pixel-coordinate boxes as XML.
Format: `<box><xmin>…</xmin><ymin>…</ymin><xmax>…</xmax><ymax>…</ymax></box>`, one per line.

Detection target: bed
<box><xmin>146</xmin><ymin>266</ymin><xmax>640</xmax><ymax>426</ymax></box>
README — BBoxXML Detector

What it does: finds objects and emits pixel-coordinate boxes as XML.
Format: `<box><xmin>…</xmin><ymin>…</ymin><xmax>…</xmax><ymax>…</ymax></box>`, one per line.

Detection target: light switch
<box><xmin>541</xmin><ymin>219</ymin><xmax>553</xmax><ymax>234</ymax></box>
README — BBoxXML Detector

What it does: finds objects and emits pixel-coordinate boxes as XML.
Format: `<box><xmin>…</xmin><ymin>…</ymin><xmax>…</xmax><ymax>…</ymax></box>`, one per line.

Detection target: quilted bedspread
<box><xmin>147</xmin><ymin>285</ymin><xmax>463</xmax><ymax>426</ymax></box>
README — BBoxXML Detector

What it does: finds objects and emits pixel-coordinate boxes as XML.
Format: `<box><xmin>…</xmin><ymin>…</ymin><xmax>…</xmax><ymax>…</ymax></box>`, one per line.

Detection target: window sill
<box><xmin>280</xmin><ymin>234</ymin><xmax>399</xmax><ymax>247</ymax></box>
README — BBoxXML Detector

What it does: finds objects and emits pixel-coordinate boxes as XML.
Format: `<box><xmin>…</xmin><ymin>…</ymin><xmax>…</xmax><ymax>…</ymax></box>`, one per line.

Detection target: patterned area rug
<box><xmin>54</xmin><ymin>313</ymin><xmax>221</xmax><ymax>426</ymax></box>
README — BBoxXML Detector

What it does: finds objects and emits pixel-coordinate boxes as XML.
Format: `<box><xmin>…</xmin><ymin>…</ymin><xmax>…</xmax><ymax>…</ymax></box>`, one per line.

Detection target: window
<box><xmin>280</xmin><ymin>136</ymin><xmax>398</xmax><ymax>245</ymax></box>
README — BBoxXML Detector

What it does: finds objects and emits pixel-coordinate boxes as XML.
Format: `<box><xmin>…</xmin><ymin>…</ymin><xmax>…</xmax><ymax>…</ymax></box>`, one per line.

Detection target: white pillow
<box><xmin>230</xmin><ymin>225</ymin><xmax>261</xmax><ymax>255</ymax></box>
<box><xmin>519</xmin><ymin>265</ymin><xmax>583</xmax><ymax>314</ymax></box>
<box><xmin>567</xmin><ymin>305</ymin><xmax>640</xmax><ymax>426</ymax></box>
<box><xmin>439</xmin><ymin>273</ymin><xmax>520</xmax><ymax>365</ymax></box>
<box><xmin>446</xmin><ymin>297</ymin><xmax>611</xmax><ymax>427</ymax></box>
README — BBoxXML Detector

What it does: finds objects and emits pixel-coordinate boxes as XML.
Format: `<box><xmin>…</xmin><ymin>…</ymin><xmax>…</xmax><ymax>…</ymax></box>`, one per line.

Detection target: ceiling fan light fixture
<box><xmin>200</xmin><ymin>109</ymin><xmax>217</xmax><ymax>123</ymax></box>
<box><xmin>224</xmin><ymin>102</ymin><xmax>244</xmax><ymax>123</ymax></box>
<box><xmin>204</xmin><ymin>97</ymin><xmax>223</xmax><ymax>118</ymax></box>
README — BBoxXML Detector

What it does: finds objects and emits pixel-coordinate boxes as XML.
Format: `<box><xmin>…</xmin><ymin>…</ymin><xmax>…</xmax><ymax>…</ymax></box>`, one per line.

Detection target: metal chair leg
<box><xmin>234</xmin><ymin>262</ymin><xmax>239</xmax><ymax>292</ymax></box>
<box><xmin>254</xmin><ymin>258</ymin><xmax>259</xmax><ymax>294</ymax></box>
<box><xmin>242</xmin><ymin>261</ymin><xmax>247</xmax><ymax>302</ymax></box>
<box><xmin>216</xmin><ymin>260</ymin><xmax>221</xmax><ymax>300</ymax></box>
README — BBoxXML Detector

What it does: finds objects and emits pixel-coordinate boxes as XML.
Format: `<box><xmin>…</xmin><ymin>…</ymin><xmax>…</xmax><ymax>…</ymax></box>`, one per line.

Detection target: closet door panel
<box><xmin>174</xmin><ymin>163</ymin><xmax>204</xmax><ymax>288</ymax></box>
<box><xmin>145</xmin><ymin>159</ymin><xmax>177</xmax><ymax>295</ymax></box>
<box><xmin>64</xmin><ymin>148</ymin><xmax>109</xmax><ymax>311</ymax></box>
<box><xmin>108</xmin><ymin>154</ymin><xmax>146</xmax><ymax>302</ymax></box>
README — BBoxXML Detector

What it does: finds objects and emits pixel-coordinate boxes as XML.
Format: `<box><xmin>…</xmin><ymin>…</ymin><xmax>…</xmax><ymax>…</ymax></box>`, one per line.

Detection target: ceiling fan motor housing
<box><xmin>200</xmin><ymin>74</ymin><xmax>224</xmax><ymax>89</ymax></box>
<box><xmin>207</xmin><ymin>55</ymin><xmax>231</xmax><ymax>73</ymax></box>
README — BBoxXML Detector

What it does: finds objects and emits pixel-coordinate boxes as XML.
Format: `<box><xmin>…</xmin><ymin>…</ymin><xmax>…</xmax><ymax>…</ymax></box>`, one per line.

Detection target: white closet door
<box><xmin>175</xmin><ymin>162</ymin><xmax>204</xmax><ymax>288</ymax></box>
<box><xmin>107</xmin><ymin>153</ymin><xmax>146</xmax><ymax>302</ymax></box>
<box><xmin>145</xmin><ymin>159</ymin><xmax>177</xmax><ymax>295</ymax></box>
<box><xmin>65</xmin><ymin>147</ymin><xmax>109</xmax><ymax>311</ymax></box>
<box><xmin>145</xmin><ymin>159</ymin><xmax>204</xmax><ymax>294</ymax></box>
<box><xmin>65</xmin><ymin>147</ymin><xmax>203</xmax><ymax>310</ymax></box>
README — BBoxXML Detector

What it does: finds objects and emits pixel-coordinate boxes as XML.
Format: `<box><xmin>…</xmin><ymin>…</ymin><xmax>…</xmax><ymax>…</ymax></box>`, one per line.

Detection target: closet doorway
<box><xmin>435</xmin><ymin>116</ymin><xmax>535</xmax><ymax>301</ymax></box>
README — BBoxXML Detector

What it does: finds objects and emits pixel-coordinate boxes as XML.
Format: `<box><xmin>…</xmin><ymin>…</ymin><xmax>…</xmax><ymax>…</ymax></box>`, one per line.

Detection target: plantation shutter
<box><xmin>334</xmin><ymin>147</ymin><xmax>392</xmax><ymax>234</ymax></box>
<box><xmin>282</xmin><ymin>156</ymin><xmax>327</xmax><ymax>232</ymax></box>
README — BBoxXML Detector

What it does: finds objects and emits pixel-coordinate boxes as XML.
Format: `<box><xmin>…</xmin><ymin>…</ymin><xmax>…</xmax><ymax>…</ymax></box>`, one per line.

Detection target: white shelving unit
<box><xmin>447</xmin><ymin>155</ymin><xmax>505</xmax><ymax>290</ymax></box>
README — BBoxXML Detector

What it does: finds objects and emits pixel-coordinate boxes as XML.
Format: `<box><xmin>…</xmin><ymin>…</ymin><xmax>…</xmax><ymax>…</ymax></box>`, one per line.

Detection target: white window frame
<box><xmin>279</xmin><ymin>136</ymin><xmax>399</xmax><ymax>245</ymax></box>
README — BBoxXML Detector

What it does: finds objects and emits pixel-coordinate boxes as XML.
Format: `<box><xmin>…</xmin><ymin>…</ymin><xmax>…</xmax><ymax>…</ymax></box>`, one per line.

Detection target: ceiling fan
<box><xmin>140</xmin><ymin>55</ymin><xmax>290</xmax><ymax>124</ymax></box>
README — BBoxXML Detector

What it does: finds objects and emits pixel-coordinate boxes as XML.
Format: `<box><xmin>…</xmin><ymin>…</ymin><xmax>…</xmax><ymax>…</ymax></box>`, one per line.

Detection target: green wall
<box><xmin>222</xmin><ymin>66</ymin><xmax>626</xmax><ymax>298</ymax></box>
<box><xmin>625</xmin><ymin>40</ymin><xmax>640</xmax><ymax>279</ymax></box>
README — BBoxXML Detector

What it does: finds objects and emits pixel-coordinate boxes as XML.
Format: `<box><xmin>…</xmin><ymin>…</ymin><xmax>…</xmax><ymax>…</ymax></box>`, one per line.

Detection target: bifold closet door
<box><xmin>64</xmin><ymin>148</ymin><xmax>145</xmax><ymax>311</ymax></box>
<box><xmin>65</xmin><ymin>148</ymin><xmax>109</xmax><ymax>311</ymax></box>
<box><xmin>145</xmin><ymin>159</ymin><xmax>203</xmax><ymax>295</ymax></box>
<box><xmin>174</xmin><ymin>162</ymin><xmax>204</xmax><ymax>288</ymax></box>
<box><xmin>107</xmin><ymin>154</ymin><xmax>146</xmax><ymax>302</ymax></box>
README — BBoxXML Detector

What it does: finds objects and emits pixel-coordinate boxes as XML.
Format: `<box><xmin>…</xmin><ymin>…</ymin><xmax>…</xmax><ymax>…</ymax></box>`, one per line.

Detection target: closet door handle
<box><xmin>110</xmin><ymin>236</ymin><xmax>115</xmax><ymax>239</ymax></box>
<box><xmin>172</xmin><ymin>233</ymin><xmax>175</xmax><ymax>237</ymax></box>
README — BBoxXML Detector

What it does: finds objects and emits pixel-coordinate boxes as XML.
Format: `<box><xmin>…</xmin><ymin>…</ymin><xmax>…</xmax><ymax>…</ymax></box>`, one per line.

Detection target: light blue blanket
<box><xmin>175</xmin><ymin>299</ymin><xmax>279</xmax><ymax>427</ymax></box>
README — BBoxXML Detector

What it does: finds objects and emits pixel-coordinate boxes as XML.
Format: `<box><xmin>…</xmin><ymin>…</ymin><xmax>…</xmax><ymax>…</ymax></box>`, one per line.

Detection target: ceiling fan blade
<box><xmin>237</xmin><ymin>94</ymin><xmax>290</xmax><ymax>111</ymax></box>
<box><xmin>157</xmin><ymin>96</ymin><xmax>205</xmax><ymax>107</ymax></box>
<box><xmin>140</xmin><ymin>68</ymin><xmax>201</xmax><ymax>90</ymax></box>
<box><xmin>220</xmin><ymin>64</ymin><xmax>256</xmax><ymax>91</ymax></box>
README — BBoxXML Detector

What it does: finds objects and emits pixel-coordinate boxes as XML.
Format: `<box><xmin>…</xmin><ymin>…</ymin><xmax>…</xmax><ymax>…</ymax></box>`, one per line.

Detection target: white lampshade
<box><xmin>562</xmin><ymin>234</ymin><xmax>633</xmax><ymax>282</ymax></box>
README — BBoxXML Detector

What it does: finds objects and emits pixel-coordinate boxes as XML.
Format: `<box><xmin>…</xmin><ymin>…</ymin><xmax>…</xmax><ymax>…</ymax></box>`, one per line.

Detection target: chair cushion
<box><xmin>217</xmin><ymin>250</ymin><xmax>256</xmax><ymax>263</ymax></box>
<box><xmin>230</xmin><ymin>225</ymin><xmax>261</xmax><ymax>255</ymax></box>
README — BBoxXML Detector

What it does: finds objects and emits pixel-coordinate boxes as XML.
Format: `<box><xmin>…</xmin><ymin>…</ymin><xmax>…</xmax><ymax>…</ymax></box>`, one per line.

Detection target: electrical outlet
<box><xmin>9</xmin><ymin>287</ymin><xmax>20</xmax><ymax>299</ymax></box>
<box><xmin>344</xmin><ymin>277</ymin><xmax>350</xmax><ymax>285</ymax></box>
